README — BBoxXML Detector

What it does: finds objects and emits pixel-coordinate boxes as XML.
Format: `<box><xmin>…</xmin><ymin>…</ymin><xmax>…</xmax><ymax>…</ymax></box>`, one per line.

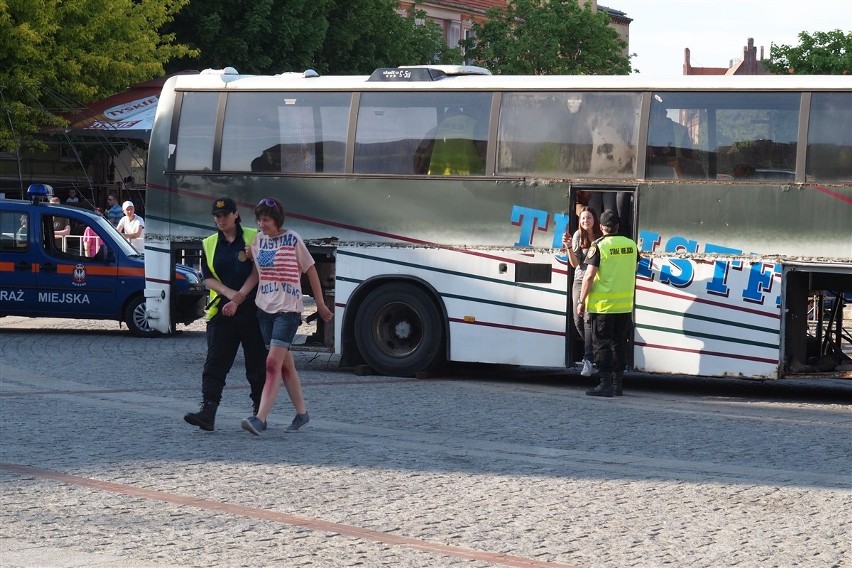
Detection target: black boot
<box><xmin>184</xmin><ymin>400</ymin><xmax>218</xmax><ymax>431</ymax></box>
<box><xmin>586</xmin><ymin>372</ymin><xmax>614</xmax><ymax>397</ymax></box>
<box><xmin>251</xmin><ymin>395</ymin><xmax>261</xmax><ymax>417</ymax></box>
<box><xmin>613</xmin><ymin>372</ymin><xmax>623</xmax><ymax>396</ymax></box>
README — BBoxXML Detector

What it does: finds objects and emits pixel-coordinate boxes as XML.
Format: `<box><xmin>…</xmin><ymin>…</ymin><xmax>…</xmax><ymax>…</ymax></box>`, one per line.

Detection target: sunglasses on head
<box><xmin>257</xmin><ymin>198</ymin><xmax>279</xmax><ymax>210</ymax></box>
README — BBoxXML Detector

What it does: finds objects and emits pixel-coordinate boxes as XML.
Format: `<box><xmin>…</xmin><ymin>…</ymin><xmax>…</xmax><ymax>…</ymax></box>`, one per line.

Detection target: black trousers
<box><xmin>590</xmin><ymin>312</ymin><xmax>632</xmax><ymax>375</ymax></box>
<box><xmin>201</xmin><ymin>305</ymin><xmax>267</xmax><ymax>407</ymax></box>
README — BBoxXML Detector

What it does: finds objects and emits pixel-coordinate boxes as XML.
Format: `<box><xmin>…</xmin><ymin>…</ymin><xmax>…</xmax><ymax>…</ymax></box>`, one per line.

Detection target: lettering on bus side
<box><xmin>636</xmin><ymin>229</ymin><xmax>781</xmax><ymax>309</ymax></box>
<box><xmin>510</xmin><ymin>205</ymin><xmax>781</xmax><ymax>308</ymax></box>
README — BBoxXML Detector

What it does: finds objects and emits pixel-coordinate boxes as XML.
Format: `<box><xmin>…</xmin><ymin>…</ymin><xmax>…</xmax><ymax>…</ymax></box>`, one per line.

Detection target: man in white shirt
<box><xmin>116</xmin><ymin>201</ymin><xmax>145</xmax><ymax>251</ymax></box>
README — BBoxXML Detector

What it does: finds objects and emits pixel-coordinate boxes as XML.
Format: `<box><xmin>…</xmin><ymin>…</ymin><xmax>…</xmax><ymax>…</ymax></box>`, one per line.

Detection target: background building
<box><xmin>400</xmin><ymin>0</ymin><xmax>632</xmax><ymax>57</ymax></box>
<box><xmin>684</xmin><ymin>37</ymin><xmax>769</xmax><ymax>75</ymax></box>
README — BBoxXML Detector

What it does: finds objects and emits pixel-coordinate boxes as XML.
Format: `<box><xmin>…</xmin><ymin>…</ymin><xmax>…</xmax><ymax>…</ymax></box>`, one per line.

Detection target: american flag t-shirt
<box><xmin>252</xmin><ymin>230</ymin><xmax>315</xmax><ymax>314</ymax></box>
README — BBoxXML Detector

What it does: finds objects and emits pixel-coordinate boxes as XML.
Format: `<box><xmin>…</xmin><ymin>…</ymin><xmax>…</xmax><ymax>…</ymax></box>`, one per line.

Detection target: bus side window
<box><xmin>807</xmin><ymin>92</ymin><xmax>852</xmax><ymax>182</ymax></box>
<box><xmin>647</xmin><ymin>91</ymin><xmax>799</xmax><ymax>180</ymax></box>
<box><xmin>355</xmin><ymin>92</ymin><xmax>491</xmax><ymax>176</ymax></box>
<box><xmin>497</xmin><ymin>92</ymin><xmax>639</xmax><ymax>179</ymax></box>
<box><xmin>646</xmin><ymin>97</ymin><xmax>698</xmax><ymax>179</ymax></box>
<box><xmin>251</xmin><ymin>145</ymin><xmax>282</xmax><ymax>172</ymax></box>
<box><xmin>355</xmin><ymin>93</ymin><xmax>435</xmax><ymax>174</ymax></box>
<box><xmin>226</xmin><ymin>92</ymin><xmax>349</xmax><ymax>174</ymax></box>
<box><xmin>174</xmin><ymin>92</ymin><xmax>219</xmax><ymax>171</ymax></box>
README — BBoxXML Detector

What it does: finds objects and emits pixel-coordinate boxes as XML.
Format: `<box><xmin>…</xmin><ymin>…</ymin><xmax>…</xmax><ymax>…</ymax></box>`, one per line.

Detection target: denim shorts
<box><xmin>257</xmin><ymin>310</ymin><xmax>301</xmax><ymax>349</ymax></box>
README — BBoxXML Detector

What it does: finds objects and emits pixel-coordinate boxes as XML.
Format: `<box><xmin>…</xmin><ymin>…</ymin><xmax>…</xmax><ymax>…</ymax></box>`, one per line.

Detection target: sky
<box><xmin>619</xmin><ymin>0</ymin><xmax>852</xmax><ymax>76</ymax></box>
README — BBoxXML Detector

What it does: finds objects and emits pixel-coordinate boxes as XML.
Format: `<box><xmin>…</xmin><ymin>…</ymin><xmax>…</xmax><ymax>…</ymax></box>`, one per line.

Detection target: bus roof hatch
<box><xmin>368</xmin><ymin>65</ymin><xmax>491</xmax><ymax>82</ymax></box>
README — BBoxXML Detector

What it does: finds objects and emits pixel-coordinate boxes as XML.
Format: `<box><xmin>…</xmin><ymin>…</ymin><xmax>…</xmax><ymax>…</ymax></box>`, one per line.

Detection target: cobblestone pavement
<box><xmin>1</xmin><ymin>316</ymin><xmax>850</xmax><ymax>568</ymax></box>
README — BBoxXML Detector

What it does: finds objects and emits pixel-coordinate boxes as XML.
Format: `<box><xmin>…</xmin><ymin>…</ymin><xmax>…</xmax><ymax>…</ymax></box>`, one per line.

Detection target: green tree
<box><xmin>0</xmin><ymin>0</ymin><xmax>195</xmax><ymax>150</ymax></box>
<box><xmin>316</xmin><ymin>1</ymin><xmax>460</xmax><ymax>75</ymax></box>
<box><xmin>766</xmin><ymin>30</ymin><xmax>851</xmax><ymax>75</ymax></box>
<box><xmin>166</xmin><ymin>0</ymin><xmax>459</xmax><ymax>76</ymax></box>
<box><xmin>164</xmin><ymin>0</ymin><xmax>333</xmax><ymax>75</ymax></box>
<box><xmin>460</xmin><ymin>0</ymin><xmax>631</xmax><ymax>75</ymax></box>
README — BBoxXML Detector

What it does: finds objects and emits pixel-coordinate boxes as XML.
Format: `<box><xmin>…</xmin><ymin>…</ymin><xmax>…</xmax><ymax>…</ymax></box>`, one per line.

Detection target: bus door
<box><xmin>566</xmin><ymin>185</ymin><xmax>637</xmax><ymax>367</ymax></box>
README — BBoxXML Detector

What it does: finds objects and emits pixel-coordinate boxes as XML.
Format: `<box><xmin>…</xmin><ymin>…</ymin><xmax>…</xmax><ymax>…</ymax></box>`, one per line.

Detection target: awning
<box><xmin>57</xmin><ymin>72</ymin><xmax>196</xmax><ymax>141</ymax></box>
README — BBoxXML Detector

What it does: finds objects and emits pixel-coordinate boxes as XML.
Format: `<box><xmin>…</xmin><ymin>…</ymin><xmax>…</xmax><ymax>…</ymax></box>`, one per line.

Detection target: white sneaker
<box><xmin>580</xmin><ymin>359</ymin><xmax>594</xmax><ymax>377</ymax></box>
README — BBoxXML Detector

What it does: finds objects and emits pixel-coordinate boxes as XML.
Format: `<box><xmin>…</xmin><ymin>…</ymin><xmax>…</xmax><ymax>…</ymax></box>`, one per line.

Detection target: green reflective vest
<box><xmin>427</xmin><ymin>114</ymin><xmax>484</xmax><ymax>176</ymax></box>
<box><xmin>586</xmin><ymin>235</ymin><xmax>637</xmax><ymax>314</ymax></box>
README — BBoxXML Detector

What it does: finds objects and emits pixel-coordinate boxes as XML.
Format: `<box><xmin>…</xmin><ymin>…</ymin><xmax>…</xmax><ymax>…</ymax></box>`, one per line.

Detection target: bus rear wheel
<box><xmin>354</xmin><ymin>283</ymin><xmax>444</xmax><ymax>377</ymax></box>
<box><xmin>125</xmin><ymin>295</ymin><xmax>157</xmax><ymax>337</ymax></box>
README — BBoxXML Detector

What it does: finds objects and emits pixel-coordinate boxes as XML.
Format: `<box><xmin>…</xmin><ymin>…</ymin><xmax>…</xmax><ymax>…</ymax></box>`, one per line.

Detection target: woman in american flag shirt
<box><xmin>240</xmin><ymin>197</ymin><xmax>333</xmax><ymax>436</ymax></box>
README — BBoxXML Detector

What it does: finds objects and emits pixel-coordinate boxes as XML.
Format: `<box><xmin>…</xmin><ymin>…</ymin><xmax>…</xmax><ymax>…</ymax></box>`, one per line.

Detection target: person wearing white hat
<box><xmin>116</xmin><ymin>201</ymin><xmax>145</xmax><ymax>251</ymax></box>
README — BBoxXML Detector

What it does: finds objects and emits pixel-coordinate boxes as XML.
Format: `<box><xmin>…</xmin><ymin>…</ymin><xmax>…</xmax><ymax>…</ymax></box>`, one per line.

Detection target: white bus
<box><xmin>144</xmin><ymin>66</ymin><xmax>852</xmax><ymax>379</ymax></box>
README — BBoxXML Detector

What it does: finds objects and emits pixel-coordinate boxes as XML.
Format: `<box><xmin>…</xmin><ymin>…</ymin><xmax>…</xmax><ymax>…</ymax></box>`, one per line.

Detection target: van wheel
<box><xmin>354</xmin><ymin>283</ymin><xmax>444</xmax><ymax>376</ymax></box>
<box><xmin>125</xmin><ymin>296</ymin><xmax>157</xmax><ymax>337</ymax></box>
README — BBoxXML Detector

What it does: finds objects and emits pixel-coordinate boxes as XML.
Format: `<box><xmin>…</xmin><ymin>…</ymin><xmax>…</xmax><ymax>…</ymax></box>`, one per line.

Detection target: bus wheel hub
<box><xmin>395</xmin><ymin>320</ymin><xmax>412</xmax><ymax>339</ymax></box>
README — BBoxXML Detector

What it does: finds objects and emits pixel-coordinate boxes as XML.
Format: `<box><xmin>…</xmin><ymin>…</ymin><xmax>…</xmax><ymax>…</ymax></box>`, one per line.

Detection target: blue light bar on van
<box><xmin>26</xmin><ymin>184</ymin><xmax>54</xmax><ymax>200</ymax></box>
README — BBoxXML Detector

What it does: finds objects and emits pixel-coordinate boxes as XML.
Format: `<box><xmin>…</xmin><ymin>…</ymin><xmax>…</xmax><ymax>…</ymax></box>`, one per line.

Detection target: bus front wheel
<box><xmin>354</xmin><ymin>283</ymin><xmax>444</xmax><ymax>377</ymax></box>
<box><xmin>125</xmin><ymin>295</ymin><xmax>158</xmax><ymax>337</ymax></box>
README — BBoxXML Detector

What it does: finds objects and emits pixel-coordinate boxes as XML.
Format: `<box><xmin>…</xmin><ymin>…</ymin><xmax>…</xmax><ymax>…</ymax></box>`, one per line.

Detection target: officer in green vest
<box><xmin>184</xmin><ymin>197</ymin><xmax>266</xmax><ymax>431</ymax></box>
<box><xmin>576</xmin><ymin>209</ymin><xmax>638</xmax><ymax>397</ymax></box>
<box><xmin>426</xmin><ymin>109</ymin><xmax>485</xmax><ymax>176</ymax></box>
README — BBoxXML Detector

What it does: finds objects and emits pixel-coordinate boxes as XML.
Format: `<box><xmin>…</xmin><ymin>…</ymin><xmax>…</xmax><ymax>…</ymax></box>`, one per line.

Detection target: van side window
<box><xmin>1</xmin><ymin>211</ymin><xmax>28</xmax><ymax>251</ymax></box>
<box><xmin>44</xmin><ymin>215</ymin><xmax>87</xmax><ymax>259</ymax></box>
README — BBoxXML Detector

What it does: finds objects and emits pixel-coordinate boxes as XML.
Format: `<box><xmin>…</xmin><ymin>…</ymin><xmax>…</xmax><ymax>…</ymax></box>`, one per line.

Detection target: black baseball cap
<box><xmin>600</xmin><ymin>209</ymin><xmax>619</xmax><ymax>229</ymax></box>
<box><xmin>211</xmin><ymin>198</ymin><xmax>237</xmax><ymax>215</ymax></box>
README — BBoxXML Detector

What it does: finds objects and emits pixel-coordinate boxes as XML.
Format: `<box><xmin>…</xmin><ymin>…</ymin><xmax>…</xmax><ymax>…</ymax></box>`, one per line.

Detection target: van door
<box><xmin>35</xmin><ymin>212</ymin><xmax>116</xmax><ymax>318</ymax></box>
<box><xmin>0</xmin><ymin>207</ymin><xmax>34</xmax><ymax>315</ymax></box>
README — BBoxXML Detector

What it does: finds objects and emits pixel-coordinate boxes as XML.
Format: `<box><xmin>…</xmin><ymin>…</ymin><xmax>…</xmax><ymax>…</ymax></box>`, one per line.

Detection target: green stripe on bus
<box><xmin>635</xmin><ymin>323</ymin><xmax>778</xmax><ymax>350</ymax></box>
<box><xmin>636</xmin><ymin>304</ymin><xmax>779</xmax><ymax>336</ymax></box>
<box><xmin>338</xmin><ymin>249</ymin><xmax>566</xmax><ymax>296</ymax></box>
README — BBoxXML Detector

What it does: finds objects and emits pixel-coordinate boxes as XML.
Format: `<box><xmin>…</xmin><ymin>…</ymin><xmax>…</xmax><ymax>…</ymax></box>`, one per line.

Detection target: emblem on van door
<box><xmin>72</xmin><ymin>264</ymin><xmax>87</xmax><ymax>286</ymax></box>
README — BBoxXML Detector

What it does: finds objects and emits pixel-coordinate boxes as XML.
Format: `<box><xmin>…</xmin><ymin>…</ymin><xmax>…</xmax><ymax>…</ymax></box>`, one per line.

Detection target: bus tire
<box><xmin>354</xmin><ymin>283</ymin><xmax>444</xmax><ymax>377</ymax></box>
<box><xmin>124</xmin><ymin>295</ymin><xmax>158</xmax><ymax>337</ymax></box>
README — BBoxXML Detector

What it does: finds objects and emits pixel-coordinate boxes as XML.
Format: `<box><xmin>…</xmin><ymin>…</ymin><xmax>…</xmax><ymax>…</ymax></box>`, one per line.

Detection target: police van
<box><xmin>0</xmin><ymin>185</ymin><xmax>204</xmax><ymax>335</ymax></box>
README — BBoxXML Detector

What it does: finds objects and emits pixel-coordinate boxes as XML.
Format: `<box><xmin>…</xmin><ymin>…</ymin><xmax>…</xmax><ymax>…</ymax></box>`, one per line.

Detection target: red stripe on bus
<box><xmin>449</xmin><ymin>317</ymin><xmax>565</xmax><ymax>337</ymax></box>
<box><xmin>811</xmin><ymin>184</ymin><xmax>852</xmax><ymax>205</ymax></box>
<box><xmin>635</xmin><ymin>341</ymin><xmax>779</xmax><ymax>365</ymax></box>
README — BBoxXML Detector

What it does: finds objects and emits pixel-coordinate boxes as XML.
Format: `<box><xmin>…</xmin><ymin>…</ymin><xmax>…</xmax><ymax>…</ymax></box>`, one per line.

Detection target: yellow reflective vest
<box><xmin>427</xmin><ymin>114</ymin><xmax>484</xmax><ymax>176</ymax></box>
<box><xmin>202</xmin><ymin>227</ymin><xmax>257</xmax><ymax>319</ymax></box>
<box><xmin>586</xmin><ymin>235</ymin><xmax>637</xmax><ymax>314</ymax></box>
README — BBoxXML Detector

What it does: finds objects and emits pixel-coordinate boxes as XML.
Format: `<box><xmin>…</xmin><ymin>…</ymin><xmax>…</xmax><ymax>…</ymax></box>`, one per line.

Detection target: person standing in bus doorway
<box><xmin>576</xmin><ymin>210</ymin><xmax>637</xmax><ymax>397</ymax></box>
<box><xmin>116</xmin><ymin>201</ymin><xmax>145</xmax><ymax>250</ymax></box>
<box><xmin>185</xmin><ymin>197</ymin><xmax>267</xmax><ymax>431</ymax></box>
<box><xmin>564</xmin><ymin>206</ymin><xmax>603</xmax><ymax>377</ymax></box>
<box><xmin>240</xmin><ymin>197</ymin><xmax>333</xmax><ymax>436</ymax></box>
